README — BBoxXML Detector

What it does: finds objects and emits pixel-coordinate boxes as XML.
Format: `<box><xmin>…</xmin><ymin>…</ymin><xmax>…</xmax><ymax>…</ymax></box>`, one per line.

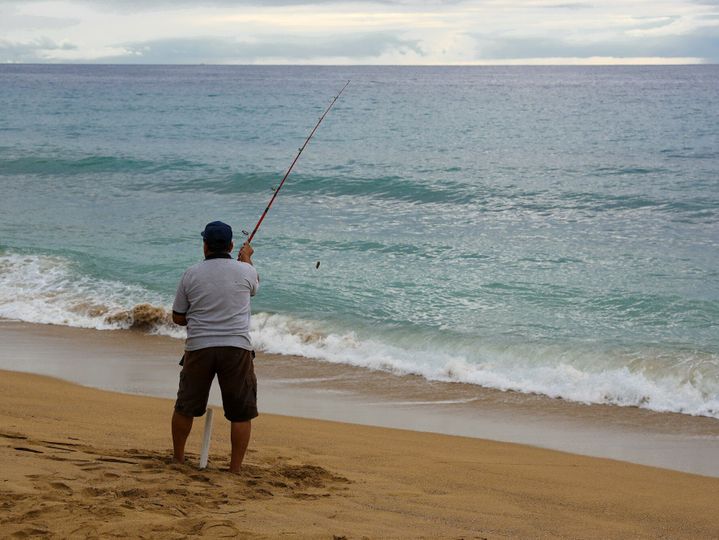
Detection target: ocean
<box><xmin>1</xmin><ymin>64</ymin><xmax>717</xmax><ymax>419</ymax></box>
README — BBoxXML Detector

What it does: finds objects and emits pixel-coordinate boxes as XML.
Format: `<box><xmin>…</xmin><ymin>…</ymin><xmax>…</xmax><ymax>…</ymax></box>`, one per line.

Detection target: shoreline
<box><xmin>1</xmin><ymin>318</ymin><xmax>719</xmax><ymax>478</ymax></box>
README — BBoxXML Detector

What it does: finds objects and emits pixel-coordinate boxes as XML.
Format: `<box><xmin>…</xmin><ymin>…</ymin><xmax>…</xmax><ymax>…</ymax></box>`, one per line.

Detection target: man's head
<box><xmin>201</xmin><ymin>221</ymin><xmax>233</xmax><ymax>254</ymax></box>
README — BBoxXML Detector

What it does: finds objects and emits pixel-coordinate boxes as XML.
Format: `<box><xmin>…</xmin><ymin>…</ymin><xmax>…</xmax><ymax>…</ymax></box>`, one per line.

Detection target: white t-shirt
<box><xmin>172</xmin><ymin>255</ymin><xmax>259</xmax><ymax>351</ymax></box>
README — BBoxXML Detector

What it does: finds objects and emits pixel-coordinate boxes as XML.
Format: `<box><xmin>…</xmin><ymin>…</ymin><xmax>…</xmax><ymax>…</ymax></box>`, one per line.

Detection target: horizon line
<box><xmin>3</xmin><ymin>62</ymin><xmax>717</xmax><ymax>67</ymax></box>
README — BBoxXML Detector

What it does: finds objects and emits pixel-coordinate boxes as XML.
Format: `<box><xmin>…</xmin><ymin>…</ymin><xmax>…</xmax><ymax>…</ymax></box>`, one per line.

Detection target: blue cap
<box><xmin>201</xmin><ymin>221</ymin><xmax>232</xmax><ymax>248</ymax></box>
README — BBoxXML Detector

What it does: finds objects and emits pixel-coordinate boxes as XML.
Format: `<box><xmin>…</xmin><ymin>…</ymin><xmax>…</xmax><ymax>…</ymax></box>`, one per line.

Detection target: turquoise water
<box><xmin>1</xmin><ymin>65</ymin><xmax>717</xmax><ymax>417</ymax></box>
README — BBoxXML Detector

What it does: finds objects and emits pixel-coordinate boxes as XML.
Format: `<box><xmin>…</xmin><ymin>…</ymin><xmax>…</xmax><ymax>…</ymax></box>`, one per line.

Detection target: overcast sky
<box><xmin>1</xmin><ymin>0</ymin><xmax>718</xmax><ymax>64</ymax></box>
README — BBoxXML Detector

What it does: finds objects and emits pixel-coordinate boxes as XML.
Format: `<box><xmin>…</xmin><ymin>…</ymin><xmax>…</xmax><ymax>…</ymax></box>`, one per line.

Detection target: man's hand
<box><xmin>238</xmin><ymin>241</ymin><xmax>254</xmax><ymax>264</ymax></box>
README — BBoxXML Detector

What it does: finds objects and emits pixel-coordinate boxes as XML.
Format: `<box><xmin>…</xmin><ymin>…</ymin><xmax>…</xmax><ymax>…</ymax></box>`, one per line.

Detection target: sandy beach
<box><xmin>2</xmin><ymin>325</ymin><xmax>719</xmax><ymax>538</ymax></box>
<box><xmin>3</xmin><ymin>319</ymin><xmax>719</xmax><ymax>478</ymax></box>
<box><xmin>3</xmin><ymin>370</ymin><xmax>719</xmax><ymax>539</ymax></box>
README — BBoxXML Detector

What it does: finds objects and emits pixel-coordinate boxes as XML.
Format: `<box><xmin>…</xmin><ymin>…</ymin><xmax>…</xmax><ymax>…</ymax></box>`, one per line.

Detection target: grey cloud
<box><xmin>0</xmin><ymin>0</ymin><xmax>464</xmax><ymax>8</ymax></box>
<box><xmin>0</xmin><ymin>13</ymin><xmax>79</xmax><ymax>30</ymax></box>
<box><xmin>0</xmin><ymin>37</ymin><xmax>77</xmax><ymax>62</ymax></box>
<box><xmin>629</xmin><ymin>16</ymin><xmax>681</xmax><ymax>30</ymax></box>
<box><xmin>542</xmin><ymin>3</ymin><xmax>594</xmax><ymax>9</ymax></box>
<box><xmin>102</xmin><ymin>33</ymin><xmax>424</xmax><ymax>63</ymax></box>
<box><xmin>473</xmin><ymin>28</ymin><xmax>719</xmax><ymax>62</ymax></box>
<box><xmin>0</xmin><ymin>4</ymin><xmax>80</xmax><ymax>31</ymax></box>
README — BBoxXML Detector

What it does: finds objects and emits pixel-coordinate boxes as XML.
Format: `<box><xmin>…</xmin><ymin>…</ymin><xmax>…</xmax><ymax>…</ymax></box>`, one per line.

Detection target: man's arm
<box><xmin>239</xmin><ymin>241</ymin><xmax>260</xmax><ymax>296</ymax></box>
<box><xmin>172</xmin><ymin>311</ymin><xmax>188</xmax><ymax>326</ymax></box>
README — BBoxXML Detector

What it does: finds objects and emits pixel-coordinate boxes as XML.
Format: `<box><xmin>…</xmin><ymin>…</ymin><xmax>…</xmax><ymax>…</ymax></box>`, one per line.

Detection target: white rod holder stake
<box><xmin>199</xmin><ymin>408</ymin><xmax>214</xmax><ymax>469</ymax></box>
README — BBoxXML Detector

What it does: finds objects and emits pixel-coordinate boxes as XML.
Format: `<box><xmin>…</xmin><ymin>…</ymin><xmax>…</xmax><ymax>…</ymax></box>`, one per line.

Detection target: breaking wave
<box><xmin>250</xmin><ymin>312</ymin><xmax>719</xmax><ymax>419</ymax></box>
<box><xmin>0</xmin><ymin>252</ymin><xmax>182</xmax><ymax>337</ymax></box>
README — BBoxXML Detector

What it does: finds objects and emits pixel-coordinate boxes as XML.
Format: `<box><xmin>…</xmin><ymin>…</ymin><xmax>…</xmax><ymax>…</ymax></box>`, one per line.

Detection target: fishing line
<box><xmin>241</xmin><ymin>80</ymin><xmax>350</xmax><ymax>257</ymax></box>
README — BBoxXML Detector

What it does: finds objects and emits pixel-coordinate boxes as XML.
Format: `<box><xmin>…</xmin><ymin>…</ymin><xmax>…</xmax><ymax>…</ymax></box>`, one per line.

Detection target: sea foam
<box><xmin>0</xmin><ymin>252</ymin><xmax>182</xmax><ymax>337</ymax></box>
<box><xmin>249</xmin><ymin>312</ymin><xmax>719</xmax><ymax>419</ymax></box>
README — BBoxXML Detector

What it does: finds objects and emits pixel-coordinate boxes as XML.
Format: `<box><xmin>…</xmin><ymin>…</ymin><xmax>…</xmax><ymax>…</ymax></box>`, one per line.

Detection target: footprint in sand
<box><xmin>68</xmin><ymin>525</ymin><xmax>98</xmax><ymax>537</ymax></box>
<box><xmin>82</xmin><ymin>487</ymin><xmax>109</xmax><ymax>497</ymax></box>
<box><xmin>269</xmin><ymin>481</ymin><xmax>288</xmax><ymax>488</ymax></box>
<box><xmin>44</xmin><ymin>445</ymin><xmax>74</xmax><ymax>453</ymax></box>
<box><xmin>19</xmin><ymin>509</ymin><xmax>42</xmax><ymax>520</ymax></box>
<box><xmin>292</xmin><ymin>492</ymin><xmax>331</xmax><ymax>500</ymax></box>
<box><xmin>189</xmin><ymin>474</ymin><xmax>213</xmax><ymax>483</ymax></box>
<box><xmin>13</xmin><ymin>447</ymin><xmax>43</xmax><ymax>454</ymax></box>
<box><xmin>49</xmin><ymin>482</ymin><xmax>73</xmax><ymax>494</ymax></box>
<box><xmin>11</xmin><ymin>527</ymin><xmax>50</xmax><ymax>538</ymax></box>
<box><xmin>165</xmin><ymin>488</ymin><xmax>189</xmax><ymax>496</ymax></box>
<box><xmin>41</xmin><ymin>440</ymin><xmax>82</xmax><ymax>447</ymax></box>
<box><xmin>97</xmin><ymin>457</ymin><xmax>137</xmax><ymax>464</ymax></box>
<box><xmin>201</xmin><ymin>520</ymin><xmax>242</xmax><ymax>538</ymax></box>
<box><xmin>47</xmin><ymin>456</ymin><xmax>75</xmax><ymax>462</ymax></box>
<box><xmin>88</xmin><ymin>505</ymin><xmax>124</xmax><ymax>519</ymax></box>
<box><xmin>253</xmin><ymin>488</ymin><xmax>273</xmax><ymax>498</ymax></box>
<box><xmin>119</xmin><ymin>488</ymin><xmax>148</xmax><ymax>498</ymax></box>
<box><xmin>0</xmin><ymin>432</ymin><xmax>28</xmax><ymax>441</ymax></box>
<box><xmin>78</xmin><ymin>464</ymin><xmax>105</xmax><ymax>471</ymax></box>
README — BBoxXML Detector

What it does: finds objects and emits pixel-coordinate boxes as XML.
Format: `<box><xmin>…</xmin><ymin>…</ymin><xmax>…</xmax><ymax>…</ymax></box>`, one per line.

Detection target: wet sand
<box><xmin>1</xmin><ymin>319</ymin><xmax>718</xmax><ymax>477</ymax></box>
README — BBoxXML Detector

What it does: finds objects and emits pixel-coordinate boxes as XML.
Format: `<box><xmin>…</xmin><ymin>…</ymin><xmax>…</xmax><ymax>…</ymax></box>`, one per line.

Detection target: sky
<box><xmin>1</xmin><ymin>0</ymin><xmax>718</xmax><ymax>65</ymax></box>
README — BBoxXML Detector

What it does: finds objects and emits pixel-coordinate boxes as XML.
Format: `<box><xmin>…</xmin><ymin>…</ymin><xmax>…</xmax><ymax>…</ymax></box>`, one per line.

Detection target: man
<box><xmin>171</xmin><ymin>220</ymin><xmax>259</xmax><ymax>473</ymax></box>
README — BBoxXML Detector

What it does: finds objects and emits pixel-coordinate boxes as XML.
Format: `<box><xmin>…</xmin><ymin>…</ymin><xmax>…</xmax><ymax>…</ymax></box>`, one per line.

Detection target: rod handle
<box><xmin>199</xmin><ymin>408</ymin><xmax>214</xmax><ymax>469</ymax></box>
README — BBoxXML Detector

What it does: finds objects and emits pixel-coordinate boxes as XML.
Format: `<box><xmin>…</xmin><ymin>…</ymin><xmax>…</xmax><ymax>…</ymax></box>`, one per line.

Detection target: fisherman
<box><xmin>170</xmin><ymin>220</ymin><xmax>259</xmax><ymax>473</ymax></box>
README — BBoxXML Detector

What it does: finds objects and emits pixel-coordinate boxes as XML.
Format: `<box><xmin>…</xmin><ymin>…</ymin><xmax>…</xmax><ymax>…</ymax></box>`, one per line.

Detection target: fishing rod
<box><xmin>242</xmin><ymin>80</ymin><xmax>350</xmax><ymax>247</ymax></box>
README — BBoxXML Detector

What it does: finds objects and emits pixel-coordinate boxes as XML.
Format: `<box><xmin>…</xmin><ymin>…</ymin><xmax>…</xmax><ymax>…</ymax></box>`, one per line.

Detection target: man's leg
<box><xmin>229</xmin><ymin>420</ymin><xmax>251</xmax><ymax>473</ymax></box>
<box><xmin>217</xmin><ymin>348</ymin><xmax>258</xmax><ymax>473</ymax></box>
<box><xmin>172</xmin><ymin>410</ymin><xmax>194</xmax><ymax>464</ymax></box>
<box><xmin>173</xmin><ymin>348</ymin><xmax>215</xmax><ymax>465</ymax></box>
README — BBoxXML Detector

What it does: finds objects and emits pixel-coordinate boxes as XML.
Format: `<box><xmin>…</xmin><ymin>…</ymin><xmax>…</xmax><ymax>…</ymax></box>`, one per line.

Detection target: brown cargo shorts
<box><xmin>174</xmin><ymin>346</ymin><xmax>258</xmax><ymax>422</ymax></box>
